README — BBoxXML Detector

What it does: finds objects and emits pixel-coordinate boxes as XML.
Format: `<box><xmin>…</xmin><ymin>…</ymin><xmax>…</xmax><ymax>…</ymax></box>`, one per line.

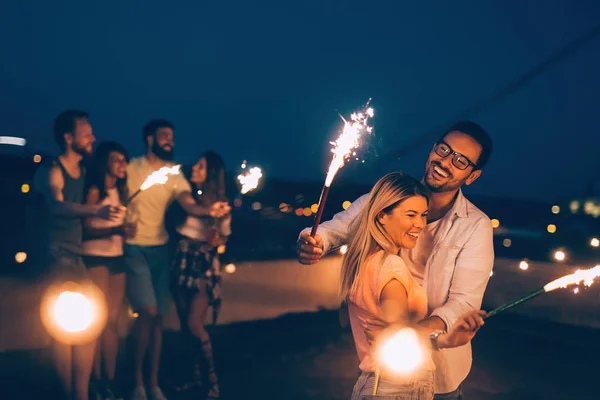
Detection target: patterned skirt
<box><xmin>171</xmin><ymin>236</ymin><xmax>222</xmax><ymax>324</ymax></box>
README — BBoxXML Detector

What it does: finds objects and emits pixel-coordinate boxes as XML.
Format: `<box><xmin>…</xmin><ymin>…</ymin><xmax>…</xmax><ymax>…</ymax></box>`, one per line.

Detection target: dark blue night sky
<box><xmin>1</xmin><ymin>1</ymin><xmax>599</xmax><ymax>202</ymax></box>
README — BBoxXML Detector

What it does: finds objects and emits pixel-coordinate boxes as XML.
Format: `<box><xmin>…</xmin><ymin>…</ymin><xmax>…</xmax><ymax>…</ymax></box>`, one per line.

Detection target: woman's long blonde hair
<box><xmin>339</xmin><ymin>172</ymin><xmax>429</xmax><ymax>299</ymax></box>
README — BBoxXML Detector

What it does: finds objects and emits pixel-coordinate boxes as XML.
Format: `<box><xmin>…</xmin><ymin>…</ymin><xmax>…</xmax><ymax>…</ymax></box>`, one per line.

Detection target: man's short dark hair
<box><xmin>53</xmin><ymin>110</ymin><xmax>89</xmax><ymax>151</ymax></box>
<box><xmin>142</xmin><ymin>119</ymin><xmax>174</xmax><ymax>146</ymax></box>
<box><xmin>440</xmin><ymin>120</ymin><xmax>492</xmax><ymax>169</ymax></box>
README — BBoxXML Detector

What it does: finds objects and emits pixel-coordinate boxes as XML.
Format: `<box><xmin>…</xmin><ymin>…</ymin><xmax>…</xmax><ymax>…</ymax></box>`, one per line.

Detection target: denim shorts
<box><xmin>124</xmin><ymin>244</ymin><xmax>171</xmax><ymax>317</ymax></box>
<box><xmin>351</xmin><ymin>370</ymin><xmax>435</xmax><ymax>400</ymax></box>
<box><xmin>44</xmin><ymin>245</ymin><xmax>88</xmax><ymax>282</ymax></box>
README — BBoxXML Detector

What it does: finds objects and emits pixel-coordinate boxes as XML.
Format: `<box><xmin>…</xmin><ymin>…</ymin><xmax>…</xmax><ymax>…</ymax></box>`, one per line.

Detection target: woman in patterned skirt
<box><xmin>169</xmin><ymin>151</ymin><xmax>230</xmax><ymax>399</ymax></box>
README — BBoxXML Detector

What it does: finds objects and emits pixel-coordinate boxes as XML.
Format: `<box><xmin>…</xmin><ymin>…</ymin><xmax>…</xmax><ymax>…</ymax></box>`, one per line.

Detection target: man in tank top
<box><xmin>34</xmin><ymin>110</ymin><xmax>120</xmax><ymax>400</ymax></box>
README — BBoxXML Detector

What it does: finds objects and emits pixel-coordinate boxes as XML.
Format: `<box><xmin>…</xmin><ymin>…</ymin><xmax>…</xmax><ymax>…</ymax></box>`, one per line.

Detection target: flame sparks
<box><xmin>376</xmin><ymin>327</ymin><xmax>424</xmax><ymax>374</ymax></box>
<box><xmin>543</xmin><ymin>265</ymin><xmax>600</xmax><ymax>292</ymax></box>
<box><xmin>324</xmin><ymin>100</ymin><xmax>374</xmax><ymax>187</ymax></box>
<box><xmin>238</xmin><ymin>166</ymin><xmax>263</xmax><ymax>195</ymax></box>
<box><xmin>140</xmin><ymin>165</ymin><xmax>181</xmax><ymax>191</ymax></box>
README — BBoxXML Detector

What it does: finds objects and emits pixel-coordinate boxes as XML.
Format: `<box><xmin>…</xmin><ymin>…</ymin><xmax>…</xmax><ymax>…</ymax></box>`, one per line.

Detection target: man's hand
<box><xmin>437</xmin><ymin>310</ymin><xmax>486</xmax><ymax>349</ymax></box>
<box><xmin>121</xmin><ymin>223</ymin><xmax>137</xmax><ymax>239</ymax></box>
<box><xmin>95</xmin><ymin>204</ymin><xmax>121</xmax><ymax>221</ymax></box>
<box><xmin>209</xmin><ymin>201</ymin><xmax>231</xmax><ymax>218</ymax></box>
<box><xmin>296</xmin><ymin>231</ymin><xmax>324</xmax><ymax>265</ymax></box>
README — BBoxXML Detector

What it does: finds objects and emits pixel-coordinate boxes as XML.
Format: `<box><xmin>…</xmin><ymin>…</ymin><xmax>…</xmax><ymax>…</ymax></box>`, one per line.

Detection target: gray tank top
<box><xmin>48</xmin><ymin>160</ymin><xmax>85</xmax><ymax>254</ymax></box>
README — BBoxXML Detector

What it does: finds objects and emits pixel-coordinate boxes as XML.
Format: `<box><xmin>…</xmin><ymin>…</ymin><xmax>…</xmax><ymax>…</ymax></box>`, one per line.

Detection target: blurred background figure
<box><xmin>82</xmin><ymin>141</ymin><xmax>133</xmax><ymax>400</ymax></box>
<box><xmin>168</xmin><ymin>151</ymin><xmax>231</xmax><ymax>399</ymax></box>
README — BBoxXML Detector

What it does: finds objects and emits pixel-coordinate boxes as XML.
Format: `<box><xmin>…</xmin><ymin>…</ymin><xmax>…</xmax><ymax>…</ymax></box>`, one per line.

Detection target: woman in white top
<box><xmin>169</xmin><ymin>150</ymin><xmax>230</xmax><ymax>398</ymax></box>
<box><xmin>82</xmin><ymin>141</ymin><xmax>134</xmax><ymax>400</ymax></box>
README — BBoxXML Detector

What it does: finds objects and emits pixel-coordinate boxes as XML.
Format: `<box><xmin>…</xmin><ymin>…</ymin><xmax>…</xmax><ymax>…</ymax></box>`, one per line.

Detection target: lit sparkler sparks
<box><xmin>124</xmin><ymin>165</ymin><xmax>181</xmax><ymax>206</ymax></box>
<box><xmin>372</xmin><ymin>326</ymin><xmax>426</xmax><ymax>395</ymax></box>
<box><xmin>311</xmin><ymin>99</ymin><xmax>374</xmax><ymax>237</ymax></box>
<box><xmin>543</xmin><ymin>265</ymin><xmax>600</xmax><ymax>292</ymax></box>
<box><xmin>237</xmin><ymin>162</ymin><xmax>263</xmax><ymax>195</ymax></box>
<box><xmin>325</xmin><ymin>100</ymin><xmax>374</xmax><ymax>186</ymax></box>
<box><xmin>485</xmin><ymin>265</ymin><xmax>600</xmax><ymax>319</ymax></box>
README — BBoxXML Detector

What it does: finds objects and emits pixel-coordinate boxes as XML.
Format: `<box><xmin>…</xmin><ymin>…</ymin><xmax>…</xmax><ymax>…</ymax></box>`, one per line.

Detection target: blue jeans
<box><xmin>124</xmin><ymin>244</ymin><xmax>171</xmax><ymax>317</ymax></box>
<box><xmin>351</xmin><ymin>370</ymin><xmax>436</xmax><ymax>400</ymax></box>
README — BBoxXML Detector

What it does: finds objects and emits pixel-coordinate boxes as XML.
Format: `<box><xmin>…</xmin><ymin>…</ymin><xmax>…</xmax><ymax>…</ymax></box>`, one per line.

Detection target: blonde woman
<box><xmin>342</xmin><ymin>172</ymin><xmax>486</xmax><ymax>400</ymax></box>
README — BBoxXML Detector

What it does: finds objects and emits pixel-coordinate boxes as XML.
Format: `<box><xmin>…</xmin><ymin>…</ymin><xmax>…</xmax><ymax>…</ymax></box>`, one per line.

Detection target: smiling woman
<box><xmin>337</xmin><ymin>171</ymin><xmax>487</xmax><ymax>400</ymax></box>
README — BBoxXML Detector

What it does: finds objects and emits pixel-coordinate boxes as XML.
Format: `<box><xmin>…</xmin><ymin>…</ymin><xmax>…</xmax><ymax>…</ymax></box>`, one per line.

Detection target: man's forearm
<box><xmin>300</xmin><ymin>194</ymin><xmax>368</xmax><ymax>253</ymax></box>
<box><xmin>187</xmin><ymin>203</ymin><xmax>212</xmax><ymax>217</ymax></box>
<box><xmin>418</xmin><ymin>315</ymin><xmax>447</xmax><ymax>331</ymax></box>
<box><xmin>51</xmin><ymin>201</ymin><xmax>97</xmax><ymax>219</ymax></box>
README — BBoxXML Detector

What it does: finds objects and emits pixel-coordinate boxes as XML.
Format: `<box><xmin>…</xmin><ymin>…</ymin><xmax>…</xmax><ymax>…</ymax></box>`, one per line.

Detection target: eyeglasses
<box><xmin>433</xmin><ymin>141</ymin><xmax>476</xmax><ymax>170</ymax></box>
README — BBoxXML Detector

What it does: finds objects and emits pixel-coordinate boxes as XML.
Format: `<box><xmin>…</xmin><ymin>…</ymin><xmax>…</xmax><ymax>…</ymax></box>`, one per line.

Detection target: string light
<box><xmin>15</xmin><ymin>252</ymin><xmax>27</xmax><ymax>263</ymax></box>
<box><xmin>553</xmin><ymin>250</ymin><xmax>566</xmax><ymax>262</ymax></box>
<box><xmin>519</xmin><ymin>260</ymin><xmax>529</xmax><ymax>270</ymax></box>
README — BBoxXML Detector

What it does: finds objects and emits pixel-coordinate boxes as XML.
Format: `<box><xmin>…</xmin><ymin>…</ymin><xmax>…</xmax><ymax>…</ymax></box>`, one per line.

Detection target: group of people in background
<box><xmin>34</xmin><ymin>110</ymin><xmax>231</xmax><ymax>400</ymax></box>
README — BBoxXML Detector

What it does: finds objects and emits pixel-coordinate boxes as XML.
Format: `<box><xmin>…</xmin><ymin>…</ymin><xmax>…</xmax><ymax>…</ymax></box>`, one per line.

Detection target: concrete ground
<box><xmin>1</xmin><ymin>310</ymin><xmax>598</xmax><ymax>400</ymax></box>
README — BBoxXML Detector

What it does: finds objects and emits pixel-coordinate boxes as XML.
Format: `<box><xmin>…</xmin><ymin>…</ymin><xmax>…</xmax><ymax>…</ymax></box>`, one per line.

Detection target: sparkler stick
<box><xmin>124</xmin><ymin>165</ymin><xmax>181</xmax><ymax>206</ymax></box>
<box><xmin>485</xmin><ymin>265</ymin><xmax>600</xmax><ymax>319</ymax></box>
<box><xmin>207</xmin><ymin>161</ymin><xmax>262</xmax><ymax>241</ymax></box>
<box><xmin>310</xmin><ymin>100</ymin><xmax>374</xmax><ymax>237</ymax></box>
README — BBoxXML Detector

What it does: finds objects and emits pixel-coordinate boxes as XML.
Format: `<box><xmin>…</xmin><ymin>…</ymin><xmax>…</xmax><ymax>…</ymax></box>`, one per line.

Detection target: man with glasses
<box><xmin>297</xmin><ymin>121</ymin><xmax>494</xmax><ymax>399</ymax></box>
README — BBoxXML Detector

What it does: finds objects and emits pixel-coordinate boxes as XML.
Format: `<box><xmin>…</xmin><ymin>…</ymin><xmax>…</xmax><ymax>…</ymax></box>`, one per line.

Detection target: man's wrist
<box><xmin>430</xmin><ymin>330</ymin><xmax>448</xmax><ymax>350</ymax></box>
<box><xmin>192</xmin><ymin>204</ymin><xmax>210</xmax><ymax>217</ymax></box>
<box><xmin>90</xmin><ymin>204</ymin><xmax>102</xmax><ymax>217</ymax></box>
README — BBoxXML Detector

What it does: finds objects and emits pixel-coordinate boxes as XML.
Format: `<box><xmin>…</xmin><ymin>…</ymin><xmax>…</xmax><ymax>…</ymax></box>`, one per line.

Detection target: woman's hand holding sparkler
<box><xmin>120</xmin><ymin>223</ymin><xmax>137</xmax><ymax>239</ymax></box>
<box><xmin>296</xmin><ymin>232</ymin><xmax>324</xmax><ymax>265</ymax></box>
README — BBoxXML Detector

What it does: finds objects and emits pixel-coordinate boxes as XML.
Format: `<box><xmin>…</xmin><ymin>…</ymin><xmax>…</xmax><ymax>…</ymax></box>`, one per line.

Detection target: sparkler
<box><xmin>236</xmin><ymin>161</ymin><xmax>263</xmax><ymax>197</ymax></box>
<box><xmin>372</xmin><ymin>326</ymin><xmax>426</xmax><ymax>395</ymax></box>
<box><xmin>124</xmin><ymin>164</ymin><xmax>181</xmax><ymax>206</ymax></box>
<box><xmin>310</xmin><ymin>100</ymin><xmax>374</xmax><ymax>237</ymax></box>
<box><xmin>485</xmin><ymin>264</ymin><xmax>600</xmax><ymax>319</ymax></box>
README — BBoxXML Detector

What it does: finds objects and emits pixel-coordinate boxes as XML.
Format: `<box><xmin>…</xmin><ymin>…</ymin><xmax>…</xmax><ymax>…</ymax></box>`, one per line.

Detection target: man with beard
<box><xmin>125</xmin><ymin>119</ymin><xmax>230</xmax><ymax>400</ymax></box>
<box><xmin>296</xmin><ymin>121</ymin><xmax>494</xmax><ymax>399</ymax></box>
<box><xmin>34</xmin><ymin>110</ymin><xmax>120</xmax><ymax>400</ymax></box>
